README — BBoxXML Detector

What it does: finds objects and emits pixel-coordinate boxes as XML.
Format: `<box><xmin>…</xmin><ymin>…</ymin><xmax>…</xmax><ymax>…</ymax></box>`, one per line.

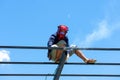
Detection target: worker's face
<box><xmin>58</xmin><ymin>30</ymin><xmax>67</xmax><ymax>40</ymax></box>
<box><xmin>59</xmin><ymin>30</ymin><xmax>66</xmax><ymax>35</ymax></box>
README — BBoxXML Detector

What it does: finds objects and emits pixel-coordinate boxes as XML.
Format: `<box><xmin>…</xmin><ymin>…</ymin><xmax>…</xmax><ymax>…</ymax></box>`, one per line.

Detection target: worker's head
<box><xmin>57</xmin><ymin>25</ymin><xmax>68</xmax><ymax>40</ymax></box>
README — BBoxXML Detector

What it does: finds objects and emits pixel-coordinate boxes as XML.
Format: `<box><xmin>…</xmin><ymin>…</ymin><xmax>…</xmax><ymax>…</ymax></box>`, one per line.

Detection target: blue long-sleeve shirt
<box><xmin>47</xmin><ymin>33</ymin><xmax>69</xmax><ymax>54</ymax></box>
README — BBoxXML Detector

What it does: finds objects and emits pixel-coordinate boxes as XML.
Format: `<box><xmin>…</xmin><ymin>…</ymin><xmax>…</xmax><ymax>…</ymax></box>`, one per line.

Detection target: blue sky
<box><xmin>0</xmin><ymin>0</ymin><xmax>120</xmax><ymax>80</ymax></box>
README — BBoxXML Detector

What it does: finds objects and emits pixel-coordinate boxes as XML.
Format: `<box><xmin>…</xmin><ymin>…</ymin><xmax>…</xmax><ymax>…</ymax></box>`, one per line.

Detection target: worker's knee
<box><xmin>57</xmin><ymin>40</ymin><xmax>66</xmax><ymax>47</ymax></box>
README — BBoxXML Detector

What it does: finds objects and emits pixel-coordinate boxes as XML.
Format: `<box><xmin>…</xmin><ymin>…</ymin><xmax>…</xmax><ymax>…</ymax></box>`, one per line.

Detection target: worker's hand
<box><xmin>70</xmin><ymin>44</ymin><xmax>77</xmax><ymax>48</ymax></box>
<box><xmin>51</xmin><ymin>44</ymin><xmax>58</xmax><ymax>47</ymax></box>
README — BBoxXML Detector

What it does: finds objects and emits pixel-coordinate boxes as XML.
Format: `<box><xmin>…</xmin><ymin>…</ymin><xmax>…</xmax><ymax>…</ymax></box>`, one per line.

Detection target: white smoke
<box><xmin>0</xmin><ymin>50</ymin><xmax>10</xmax><ymax>62</ymax></box>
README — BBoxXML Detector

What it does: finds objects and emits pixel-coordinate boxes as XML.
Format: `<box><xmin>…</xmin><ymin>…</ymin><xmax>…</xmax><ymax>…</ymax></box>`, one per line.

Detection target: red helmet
<box><xmin>57</xmin><ymin>25</ymin><xmax>68</xmax><ymax>33</ymax></box>
<box><xmin>57</xmin><ymin>25</ymin><xmax>68</xmax><ymax>40</ymax></box>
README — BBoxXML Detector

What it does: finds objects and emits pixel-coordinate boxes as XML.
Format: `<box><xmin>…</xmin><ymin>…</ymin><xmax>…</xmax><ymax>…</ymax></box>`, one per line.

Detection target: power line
<box><xmin>0</xmin><ymin>74</ymin><xmax>120</xmax><ymax>77</ymax></box>
<box><xmin>1</xmin><ymin>62</ymin><xmax>120</xmax><ymax>65</ymax></box>
<box><xmin>1</xmin><ymin>46</ymin><xmax>120</xmax><ymax>79</ymax></box>
<box><xmin>0</xmin><ymin>45</ymin><xmax>120</xmax><ymax>51</ymax></box>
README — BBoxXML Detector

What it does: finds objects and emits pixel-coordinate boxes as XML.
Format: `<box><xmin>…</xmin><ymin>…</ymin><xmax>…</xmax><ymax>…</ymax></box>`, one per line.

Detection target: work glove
<box><xmin>51</xmin><ymin>44</ymin><xmax>58</xmax><ymax>47</ymax></box>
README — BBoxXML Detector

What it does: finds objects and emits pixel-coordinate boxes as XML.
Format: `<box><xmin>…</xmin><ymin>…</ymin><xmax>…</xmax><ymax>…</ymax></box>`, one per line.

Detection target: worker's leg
<box><xmin>50</xmin><ymin>40</ymin><xmax>66</xmax><ymax>63</ymax></box>
<box><xmin>69</xmin><ymin>45</ymin><xmax>96</xmax><ymax>63</ymax></box>
<box><xmin>55</xmin><ymin>40</ymin><xmax>66</xmax><ymax>63</ymax></box>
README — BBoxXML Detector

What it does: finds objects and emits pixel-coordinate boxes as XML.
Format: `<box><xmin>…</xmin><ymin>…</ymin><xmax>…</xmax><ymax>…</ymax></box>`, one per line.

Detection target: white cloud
<box><xmin>0</xmin><ymin>50</ymin><xmax>10</xmax><ymax>62</ymax></box>
<box><xmin>78</xmin><ymin>19</ymin><xmax>120</xmax><ymax>47</ymax></box>
<box><xmin>83</xmin><ymin>20</ymin><xmax>111</xmax><ymax>47</ymax></box>
<box><xmin>73</xmin><ymin>1</ymin><xmax>120</xmax><ymax>47</ymax></box>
